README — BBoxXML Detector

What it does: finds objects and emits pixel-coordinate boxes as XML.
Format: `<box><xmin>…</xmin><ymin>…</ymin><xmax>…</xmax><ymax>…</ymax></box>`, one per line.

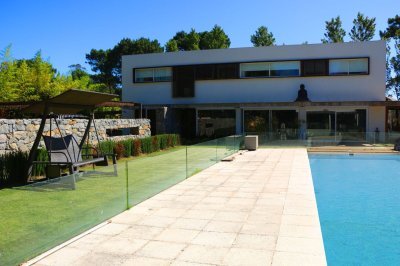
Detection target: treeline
<box><xmin>0</xmin><ymin>14</ymin><xmax>399</xmax><ymax>102</ymax></box>
<box><xmin>0</xmin><ymin>48</ymin><xmax>109</xmax><ymax>102</ymax></box>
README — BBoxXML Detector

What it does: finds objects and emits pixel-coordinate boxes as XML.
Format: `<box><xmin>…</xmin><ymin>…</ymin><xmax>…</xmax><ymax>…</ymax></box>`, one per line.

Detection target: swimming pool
<box><xmin>309</xmin><ymin>154</ymin><xmax>400</xmax><ymax>266</ymax></box>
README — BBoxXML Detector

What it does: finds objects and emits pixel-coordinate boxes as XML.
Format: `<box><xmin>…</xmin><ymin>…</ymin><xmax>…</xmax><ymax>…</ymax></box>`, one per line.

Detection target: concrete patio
<box><xmin>30</xmin><ymin>148</ymin><xmax>326</xmax><ymax>266</ymax></box>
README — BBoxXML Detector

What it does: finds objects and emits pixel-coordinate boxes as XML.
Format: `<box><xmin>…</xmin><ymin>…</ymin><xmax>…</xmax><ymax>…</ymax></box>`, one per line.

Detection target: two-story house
<box><xmin>122</xmin><ymin>40</ymin><xmax>400</xmax><ymax>141</ymax></box>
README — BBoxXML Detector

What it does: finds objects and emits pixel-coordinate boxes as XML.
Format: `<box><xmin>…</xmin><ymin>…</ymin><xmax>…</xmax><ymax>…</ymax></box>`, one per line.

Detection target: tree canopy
<box><xmin>250</xmin><ymin>26</ymin><xmax>275</xmax><ymax>47</ymax></box>
<box><xmin>349</xmin><ymin>12</ymin><xmax>376</xmax><ymax>41</ymax></box>
<box><xmin>380</xmin><ymin>15</ymin><xmax>400</xmax><ymax>98</ymax></box>
<box><xmin>322</xmin><ymin>16</ymin><xmax>346</xmax><ymax>43</ymax></box>
<box><xmin>86</xmin><ymin>37</ymin><xmax>163</xmax><ymax>93</ymax></box>
<box><xmin>200</xmin><ymin>25</ymin><xmax>231</xmax><ymax>49</ymax></box>
<box><xmin>0</xmin><ymin>46</ymin><xmax>108</xmax><ymax>102</ymax></box>
<box><xmin>166</xmin><ymin>25</ymin><xmax>231</xmax><ymax>52</ymax></box>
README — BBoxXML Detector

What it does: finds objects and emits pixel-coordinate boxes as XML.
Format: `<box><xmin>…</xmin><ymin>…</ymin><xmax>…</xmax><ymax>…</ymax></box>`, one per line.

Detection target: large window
<box><xmin>329</xmin><ymin>58</ymin><xmax>368</xmax><ymax>75</ymax></box>
<box><xmin>270</xmin><ymin>61</ymin><xmax>300</xmax><ymax>77</ymax></box>
<box><xmin>240</xmin><ymin>61</ymin><xmax>300</xmax><ymax>78</ymax></box>
<box><xmin>134</xmin><ymin>67</ymin><xmax>172</xmax><ymax>83</ymax></box>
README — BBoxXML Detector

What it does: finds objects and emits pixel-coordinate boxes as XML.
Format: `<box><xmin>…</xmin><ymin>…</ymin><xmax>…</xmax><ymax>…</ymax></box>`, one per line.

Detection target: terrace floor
<box><xmin>30</xmin><ymin>148</ymin><xmax>326</xmax><ymax>266</ymax></box>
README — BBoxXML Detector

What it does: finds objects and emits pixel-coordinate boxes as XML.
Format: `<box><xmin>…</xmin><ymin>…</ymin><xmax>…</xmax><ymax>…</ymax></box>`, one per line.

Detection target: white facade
<box><xmin>122</xmin><ymin>41</ymin><xmax>389</xmax><ymax>139</ymax></box>
<box><xmin>122</xmin><ymin>41</ymin><xmax>386</xmax><ymax>105</ymax></box>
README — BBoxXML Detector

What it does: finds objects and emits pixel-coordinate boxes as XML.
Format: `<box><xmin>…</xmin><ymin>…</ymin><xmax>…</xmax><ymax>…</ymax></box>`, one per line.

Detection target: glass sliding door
<box><xmin>336</xmin><ymin>109</ymin><xmax>366</xmax><ymax>142</ymax></box>
<box><xmin>244</xmin><ymin>110</ymin><xmax>269</xmax><ymax>133</ymax></box>
<box><xmin>306</xmin><ymin>111</ymin><xmax>335</xmax><ymax>138</ymax></box>
<box><xmin>244</xmin><ymin>110</ymin><xmax>269</xmax><ymax>144</ymax></box>
<box><xmin>198</xmin><ymin>110</ymin><xmax>235</xmax><ymax>138</ymax></box>
<box><xmin>271</xmin><ymin>110</ymin><xmax>298</xmax><ymax>140</ymax></box>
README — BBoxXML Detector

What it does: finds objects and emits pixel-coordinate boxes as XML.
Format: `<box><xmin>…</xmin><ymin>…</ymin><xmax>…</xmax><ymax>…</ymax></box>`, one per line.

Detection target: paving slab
<box><xmin>30</xmin><ymin>148</ymin><xmax>327</xmax><ymax>266</ymax></box>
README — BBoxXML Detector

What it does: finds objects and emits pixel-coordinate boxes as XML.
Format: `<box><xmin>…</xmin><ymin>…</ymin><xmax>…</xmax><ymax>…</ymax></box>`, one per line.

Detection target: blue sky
<box><xmin>1</xmin><ymin>0</ymin><xmax>397</xmax><ymax>74</ymax></box>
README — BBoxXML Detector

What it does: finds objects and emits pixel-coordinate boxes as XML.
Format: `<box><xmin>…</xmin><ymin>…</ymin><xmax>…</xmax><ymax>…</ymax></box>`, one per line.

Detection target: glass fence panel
<box><xmin>216</xmin><ymin>136</ymin><xmax>241</xmax><ymax>160</ymax></box>
<box><xmin>127</xmin><ymin>148</ymin><xmax>187</xmax><ymax>207</ymax></box>
<box><xmin>1</xmin><ymin>137</ymin><xmax>245</xmax><ymax>265</ymax></box>
<box><xmin>187</xmin><ymin>139</ymin><xmax>218</xmax><ymax>177</ymax></box>
<box><xmin>245</xmin><ymin>131</ymin><xmax>398</xmax><ymax>147</ymax></box>
<box><xmin>0</xmin><ymin>163</ymin><xmax>126</xmax><ymax>266</ymax></box>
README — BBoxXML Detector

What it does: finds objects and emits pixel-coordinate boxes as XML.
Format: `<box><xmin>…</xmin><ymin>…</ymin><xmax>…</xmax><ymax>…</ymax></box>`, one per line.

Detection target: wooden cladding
<box><xmin>301</xmin><ymin>60</ymin><xmax>329</xmax><ymax>76</ymax></box>
<box><xmin>173</xmin><ymin>66</ymin><xmax>195</xmax><ymax>98</ymax></box>
<box><xmin>172</xmin><ymin>63</ymin><xmax>239</xmax><ymax>97</ymax></box>
<box><xmin>195</xmin><ymin>63</ymin><xmax>239</xmax><ymax>80</ymax></box>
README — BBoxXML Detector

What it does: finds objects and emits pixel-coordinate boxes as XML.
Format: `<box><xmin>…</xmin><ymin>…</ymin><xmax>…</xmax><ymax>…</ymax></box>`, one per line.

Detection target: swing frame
<box><xmin>24</xmin><ymin>89</ymin><xmax>118</xmax><ymax>181</ymax></box>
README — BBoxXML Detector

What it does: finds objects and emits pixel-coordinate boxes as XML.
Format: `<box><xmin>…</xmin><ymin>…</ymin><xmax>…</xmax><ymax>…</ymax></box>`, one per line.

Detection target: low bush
<box><xmin>132</xmin><ymin>139</ymin><xmax>142</xmax><ymax>156</ymax></box>
<box><xmin>113</xmin><ymin>142</ymin><xmax>125</xmax><ymax>160</ymax></box>
<box><xmin>98</xmin><ymin>140</ymin><xmax>115</xmax><ymax>156</ymax></box>
<box><xmin>141</xmin><ymin>137</ymin><xmax>152</xmax><ymax>154</ymax></box>
<box><xmin>151</xmin><ymin>136</ymin><xmax>160</xmax><ymax>152</ymax></box>
<box><xmin>120</xmin><ymin>139</ymin><xmax>132</xmax><ymax>158</ymax></box>
<box><xmin>159</xmin><ymin>134</ymin><xmax>168</xmax><ymax>150</ymax></box>
<box><xmin>0</xmin><ymin>134</ymin><xmax>181</xmax><ymax>189</ymax></box>
<box><xmin>0</xmin><ymin>151</ymin><xmax>28</xmax><ymax>188</ymax></box>
<box><xmin>32</xmin><ymin>149</ymin><xmax>48</xmax><ymax>177</ymax></box>
<box><xmin>171</xmin><ymin>134</ymin><xmax>180</xmax><ymax>146</ymax></box>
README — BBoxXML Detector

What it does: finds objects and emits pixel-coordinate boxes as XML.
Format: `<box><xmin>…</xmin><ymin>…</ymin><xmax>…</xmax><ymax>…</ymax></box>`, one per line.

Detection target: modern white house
<box><xmin>122</xmin><ymin>40</ymin><xmax>400</xmax><ymax>142</ymax></box>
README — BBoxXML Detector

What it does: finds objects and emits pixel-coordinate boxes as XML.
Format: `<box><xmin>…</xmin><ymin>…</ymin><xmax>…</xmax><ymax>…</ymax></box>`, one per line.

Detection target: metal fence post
<box><xmin>185</xmin><ymin>146</ymin><xmax>188</xmax><ymax>179</ymax></box>
<box><xmin>216</xmin><ymin>139</ymin><xmax>218</xmax><ymax>161</ymax></box>
<box><xmin>125</xmin><ymin>161</ymin><xmax>129</xmax><ymax>210</ymax></box>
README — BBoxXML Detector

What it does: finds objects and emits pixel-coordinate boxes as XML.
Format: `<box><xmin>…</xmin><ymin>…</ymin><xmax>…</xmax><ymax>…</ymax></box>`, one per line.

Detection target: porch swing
<box><xmin>24</xmin><ymin>89</ymin><xmax>118</xmax><ymax>182</ymax></box>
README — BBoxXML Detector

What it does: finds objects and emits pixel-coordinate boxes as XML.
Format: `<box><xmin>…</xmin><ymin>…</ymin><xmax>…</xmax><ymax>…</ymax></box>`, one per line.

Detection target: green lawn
<box><xmin>0</xmin><ymin>142</ymin><xmax>238</xmax><ymax>265</ymax></box>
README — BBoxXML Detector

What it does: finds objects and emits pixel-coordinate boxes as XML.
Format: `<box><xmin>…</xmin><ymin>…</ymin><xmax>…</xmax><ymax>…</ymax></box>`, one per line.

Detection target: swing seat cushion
<box><xmin>43</xmin><ymin>135</ymin><xmax>82</xmax><ymax>163</ymax></box>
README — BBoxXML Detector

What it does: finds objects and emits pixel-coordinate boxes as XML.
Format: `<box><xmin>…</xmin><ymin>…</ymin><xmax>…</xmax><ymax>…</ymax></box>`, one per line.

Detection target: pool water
<box><xmin>309</xmin><ymin>154</ymin><xmax>400</xmax><ymax>266</ymax></box>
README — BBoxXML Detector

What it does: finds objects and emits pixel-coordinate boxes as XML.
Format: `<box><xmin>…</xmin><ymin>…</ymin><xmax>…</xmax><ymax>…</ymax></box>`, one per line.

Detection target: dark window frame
<box><xmin>132</xmin><ymin>57</ymin><xmax>370</xmax><ymax>84</ymax></box>
<box><xmin>328</xmin><ymin>58</ymin><xmax>370</xmax><ymax>76</ymax></box>
<box><xmin>133</xmin><ymin>67</ymin><xmax>172</xmax><ymax>83</ymax></box>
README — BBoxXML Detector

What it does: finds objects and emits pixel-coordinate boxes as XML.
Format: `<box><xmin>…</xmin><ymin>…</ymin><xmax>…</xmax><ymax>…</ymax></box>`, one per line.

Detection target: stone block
<box><xmin>14</xmin><ymin>131</ymin><xmax>26</xmax><ymax>140</ymax></box>
<box><xmin>26</xmin><ymin>124</ymin><xmax>36</xmax><ymax>132</ymax></box>
<box><xmin>0</xmin><ymin>124</ymin><xmax>9</xmax><ymax>134</ymax></box>
<box><xmin>0</xmin><ymin>134</ymin><xmax>7</xmax><ymax>143</ymax></box>
<box><xmin>9</xmin><ymin>143</ymin><xmax>18</xmax><ymax>150</ymax></box>
<box><xmin>15</xmin><ymin>124</ymin><xmax>25</xmax><ymax>131</ymax></box>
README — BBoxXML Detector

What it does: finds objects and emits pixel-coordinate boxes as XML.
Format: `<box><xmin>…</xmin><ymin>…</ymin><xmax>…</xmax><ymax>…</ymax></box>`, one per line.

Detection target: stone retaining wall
<box><xmin>0</xmin><ymin>119</ymin><xmax>151</xmax><ymax>153</ymax></box>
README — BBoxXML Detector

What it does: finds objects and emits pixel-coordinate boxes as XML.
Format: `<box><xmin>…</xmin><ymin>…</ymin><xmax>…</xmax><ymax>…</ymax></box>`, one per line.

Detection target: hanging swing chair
<box><xmin>24</xmin><ymin>89</ymin><xmax>118</xmax><ymax>183</ymax></box>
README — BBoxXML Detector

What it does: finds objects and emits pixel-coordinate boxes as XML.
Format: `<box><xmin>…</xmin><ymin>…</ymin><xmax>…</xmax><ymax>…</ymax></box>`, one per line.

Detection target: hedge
<box><xmin>0</xmin><ymin>134</ymin><xmax>180</xmax><ymax>189</ymax></box>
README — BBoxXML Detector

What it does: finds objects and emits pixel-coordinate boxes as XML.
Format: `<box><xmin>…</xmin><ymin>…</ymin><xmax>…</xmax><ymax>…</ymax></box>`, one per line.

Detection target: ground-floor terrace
<box><xmin>28</xmin><ymin>148</ymin><xmax>327</xmax><ymax>266</ymax></box>
<box><xmin>137</xmin><ymin>101</ymin><xmax>400</xmax><ymax>145</ymax></box>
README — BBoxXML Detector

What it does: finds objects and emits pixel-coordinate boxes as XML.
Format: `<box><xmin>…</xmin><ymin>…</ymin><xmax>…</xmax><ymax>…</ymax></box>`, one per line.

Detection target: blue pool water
<box><xmin>309</xmin><ymin>154</ymin><xmax>400</xmax><ymax>266</ymax></box>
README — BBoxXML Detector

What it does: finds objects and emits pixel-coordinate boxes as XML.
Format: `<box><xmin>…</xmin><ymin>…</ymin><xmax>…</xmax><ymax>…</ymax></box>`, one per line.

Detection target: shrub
<box><xmin>32</xmin><ymin>148</ymin><xmax>48</xmax><ymax>177</ymax></box>
<box><xmin>98</xmin><ymin>140</ymin><xmax>115</xmax><ymax>156</ymax></box>
<box><xmin>159</xmin><ymin>134</ymin><xmax>168</xmax><ymax>150</ymax></box>
<box><xmin>132</xmin><ymin>139</ymin><xmax>142</xmax><ymax>156</ymax></box>
<box><xmin>0</xmin><ymin>151</ymin><xmax>28</xmax><ymax>188</ymax></box>
<box><xmin>113</xmin><ymin>142</ymin><xmax>124</xmax><ymax>160</ymax></box>
<box><xmin>141</xmin><ymin>137</ymin><xmax>152</xmax><ymax>154</ymax></box>
<box><xmin>167</xmin><ymin>134</ymin><xmax>173</xmax><ymax>147</ymax></box>
<box><xmin>121</xmin><ymin>140</ymin><xmax>132</xmax><ymax>158</ymax></box>
<box><xmin>171</xmin><ymin>134</ymin><xmax>180</xmax><ymax>147</ymax></box>
<box><xmin>151</xmin><ymin>136</ymin><xmax>160</xmax><ymax>152</ymax></box>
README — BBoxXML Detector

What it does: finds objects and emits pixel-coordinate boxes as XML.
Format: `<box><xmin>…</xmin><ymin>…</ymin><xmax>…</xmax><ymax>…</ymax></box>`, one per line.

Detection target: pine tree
<box><xmin>322</xmin><ymin>16</ymin><xmax>346</xmax><ymax>43</ymax></box>
<box><xmin>380</xmin><ymin>15</ymin><xmax>400</xmax><ymax>98</ymax></box>
<box><xmin>250</xmin><ymin>26</ymin><xmax>275</xmax><ymax>47</ymax></box>
<box><xmin>349</xmin><ymin>12</ymin><xmax>376</xmax><ymax>41</ymax></box>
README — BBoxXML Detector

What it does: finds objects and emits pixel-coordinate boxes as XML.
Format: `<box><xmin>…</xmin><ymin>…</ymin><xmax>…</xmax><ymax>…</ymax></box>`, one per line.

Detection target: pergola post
<box><xmin>26</xmin><ymin>106</ymin><xmax>48</xmax><ymax>181</ymax></box>
<box><xmin>79</xmin><ymin>113</ymin><xmax>93</xmax><ymax>149</ymax></box>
